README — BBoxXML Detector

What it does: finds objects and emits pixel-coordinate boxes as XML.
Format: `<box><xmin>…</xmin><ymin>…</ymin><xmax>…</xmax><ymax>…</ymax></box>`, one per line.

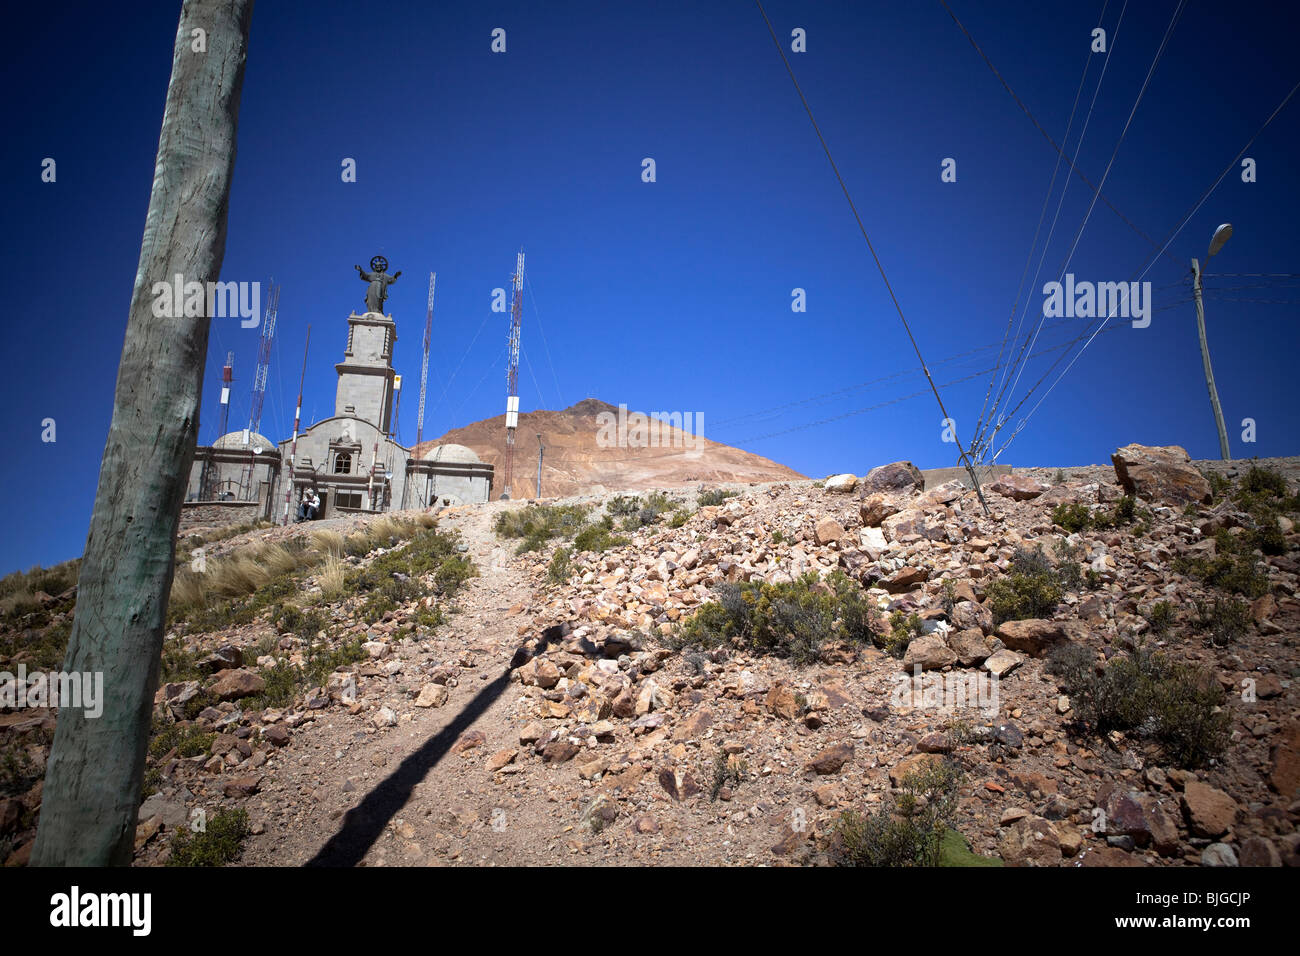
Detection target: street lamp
<box><xmin>1190</xmin><ymin>223</ymin><xmax>1233</xmax><ymax>461</ymax></box>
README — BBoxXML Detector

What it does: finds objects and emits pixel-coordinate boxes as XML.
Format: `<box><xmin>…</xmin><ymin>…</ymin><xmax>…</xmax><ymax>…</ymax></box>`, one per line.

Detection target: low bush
<box><xmin>985</xmin><ymin>546</ymin><xmax>1062</xmax><ymax>624</ymax></box>
<box><xmin>677</xmin><ymin>571</ymin><xmax>878</xmax><ymax>665</ymax></box>
<box><xmin>167</xmin><ymin>807</ymin><xmax>250</xmax><ymax>867</ymax></box>
<box><xmin>831</xmin><ymin>760</ymin><xmax>964</xmax><ymax>867</ymax></box>
<box><xmin>1047</xmin><ymin>643</ymin><xmax>1229</xmax><ymax>768</ymax></box>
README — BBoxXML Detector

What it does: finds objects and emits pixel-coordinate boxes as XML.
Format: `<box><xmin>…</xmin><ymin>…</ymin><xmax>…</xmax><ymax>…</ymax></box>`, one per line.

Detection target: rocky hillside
<box><xmin>1</xmin><ymin>445</ymin><xmax>1297</xmax><ymax>867</ymax></box>
<box><xmin>415</xmin><ymin>398</ymin><xmax>804</xmax><ymax>498</ymax></box>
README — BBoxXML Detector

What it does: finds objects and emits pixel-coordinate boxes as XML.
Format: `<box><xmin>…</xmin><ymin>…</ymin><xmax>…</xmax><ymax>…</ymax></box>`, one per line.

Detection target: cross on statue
<box><xmin>355</xmin><ymin>255</ymin><xmax>401</xmax><ymax>314</ymax></box>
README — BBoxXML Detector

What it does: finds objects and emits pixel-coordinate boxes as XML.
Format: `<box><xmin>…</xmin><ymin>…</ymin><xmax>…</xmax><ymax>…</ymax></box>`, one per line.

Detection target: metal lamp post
<box><xmin>1190</xmin><ymin>223</ymin><xmax>1233</xmax><ymax>461</ymax></box>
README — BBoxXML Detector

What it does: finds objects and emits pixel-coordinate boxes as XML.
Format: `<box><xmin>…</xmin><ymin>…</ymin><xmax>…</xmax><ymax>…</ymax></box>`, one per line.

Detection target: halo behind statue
<box><xmin>370</xmin><ymin>255</ymin><xmax>388</xmax><ymax>273</ymax></box>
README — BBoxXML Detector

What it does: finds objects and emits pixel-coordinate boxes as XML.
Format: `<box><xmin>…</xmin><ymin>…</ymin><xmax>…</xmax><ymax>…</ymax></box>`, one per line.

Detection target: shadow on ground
<box><xmin>305</xmin><ymin>623</ymin><xmax>568</xmax><ymax>867</ymax></box>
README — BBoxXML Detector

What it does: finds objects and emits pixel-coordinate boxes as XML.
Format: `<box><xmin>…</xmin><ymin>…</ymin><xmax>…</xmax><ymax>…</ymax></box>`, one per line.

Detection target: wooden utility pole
<box><xmin>33</xmin><ymin>0</ymin><xmax>254</xmax><ymax>866</ymax></box>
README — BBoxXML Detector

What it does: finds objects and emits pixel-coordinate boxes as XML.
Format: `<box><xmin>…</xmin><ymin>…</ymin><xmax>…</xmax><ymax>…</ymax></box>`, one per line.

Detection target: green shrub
<box><xmin>1048</xmin><ymin>644</ymin><xmax>1229</xmax><ymax>768</ymax></box>
<box><xmin>884</xmin><ymin>610</ymin><xmax>922</xmax><ymax>658</ymax></box>
<box><xmin>167</xmin><ymin>807</ymin><xmax>250</xmax><ymax>866</ymax></box>
<box><xmin>547</xmin><ymin>546</ymin><xmax>573</xmax><ymax>584</ymax></box>
<box><xmin>697</xmin><ymin>488</ymin><xmax>737</xmax><ymax>507</ymax></box>
<box><xmin>572</xmin><ymin>518</ymin><xmax>629</xmax><ymax>554</ymax></box>
<box><xmin>677</xmin><ymin>571</ymin><xmax>877</xmax><ymax>665</ymax></box>
<box><xmin>709</xmin><ymin>750</ymin><xmax>747</xmax><ymax>802</ymax></box>
<box><xmin>1173</xmin><ymin>534</ymin><xmax>1269</xmax><ymax>598</ymax></box>
<box><xmin>1051</xmin><ymin>502</ymin><xmax>1093</xmax><ymax>533</ymax></box>
<box><xmin>148</xmin><ymin>720</ymin><xmax>215</xmax><ymax>761</ymax></box>
<box><xmin>435</xmin><ymin>555</ymin><xmax>475</xmax><ymax>596</ymax></box>
<box><xmin>985</xmin><ymin>547</ymin><xmax>1062</xmax><ymax>624</ymax></box>
<box><xmin>495</xmin><ymin>503</ymin><xmax>590</xmax><ymax>553</ymax></box>
<box><xmin>1144</xmin><ymin>600</ymin><xmax>1175</xmax><ymax>635</ymax></box>
<box><xmin>832</xmin><ymin>760</ymin><xmax>963</xmax><ymax>867</ymax></box>
<box><xmin>1193</xmin><ymin>597</ymin><xmax>1253</xmax><ymax>646</ymax></box>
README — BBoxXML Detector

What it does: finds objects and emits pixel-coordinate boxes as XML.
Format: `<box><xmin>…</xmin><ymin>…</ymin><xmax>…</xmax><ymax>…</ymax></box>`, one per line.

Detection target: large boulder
<box><xmin>823</xmin><ymin>474</ymin><xmax>858</xmax><ymax>493</ymax></box>
<box><xmin>988</xmin><ymin>474</ymin><xmax>1050</xmax><ymax>501</ymax></box>
<box><xmin>999</xmin><ymin>814</ymin><xmax>1061</xmax><ymax>867</ymax></box>
<box><xmin>995</xmin><ymin>618</ymin><xmax>1082</xmax><ymax>656</ymax></box>
<box><xmin>902</xmin><ymin>634</ymin><xmax>957</xmax><ymax>671</ymax></box>
<box><xmin>1182</xmin><ymin>780</ymin><xmax>1239</xmax><ymax>838</ymax></box>
<box><xmin>1111</xmin><ymin>444</ymin><xmax>1212</xmax><ymax>505</ymax></box>
<box><xmin>859</xmin><ymin>493</ymin><xmax>900</xmax><ymax>527</ymax></box>
<box><xmin>862</xmin><ymin>461</ymin><xmax>924</xmax><ymax>494</ymax></box>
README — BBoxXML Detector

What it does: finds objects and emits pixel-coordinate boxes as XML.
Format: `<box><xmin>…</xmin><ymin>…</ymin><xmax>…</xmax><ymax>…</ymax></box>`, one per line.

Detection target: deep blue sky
<box><xmin>3</xmin><ymin>0</ymin><xmax>1298</xmax><ymax>573</ymax></box>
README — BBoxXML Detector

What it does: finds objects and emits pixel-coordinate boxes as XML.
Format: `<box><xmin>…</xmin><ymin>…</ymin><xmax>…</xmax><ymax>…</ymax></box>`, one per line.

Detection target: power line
<box><xmin>976</xmin><ymin>0</ymin><xmax>1110</xmax><ymax>453</ymax></box>
<box><xmin>525</xmin><ymin>271</ymin><xmax>565</xmax><ymax>411</ymax></box>
<box><xmin>983</xmin><ymin>75</ymin><xmax>1300</xmax><ymax>464</ymax></box>
<box><xmin>754</xmin><ymin>0</ymin><xmax>988</xmax><ymax>510</ymax></box>
<box><xmin>983</xmin><ymin>0</ymin><xmax>1185</xmax><ymax>454</ymax></box>
<box><xmin>975</xmin><ymin>0</ymin><xmax>1127</xmax><ymax>458</ymax></box>
<box><xmin>938</xmin><ymin>0</ymin><xmax>1186</xmax><ymax>274</ymax></box>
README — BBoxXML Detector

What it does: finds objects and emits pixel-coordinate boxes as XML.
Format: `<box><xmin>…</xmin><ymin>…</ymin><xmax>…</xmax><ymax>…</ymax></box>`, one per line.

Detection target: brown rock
<box><xmin>210</xmin><ymin>668</ymin><xmax>265</xmax><ymax>701</ymax></box>
<box><xmin>889</xmin><ymin>752</ymin><xmax>945</xmax><ymax>786</ymax></box>
<box><xmin>902</xmin><ymin>634</ymin><xmax>957</xmax><ymax>671</ymax></box>
<box><xmin>814</xmin><ymin>517</ymin><xmax>846</xmax><ymax>546</ymax></box>
<box><xmin>863</xmin><ymin>461</ymin><xmax>924</xmax><ymax>494</ymax></box>
<box><xmin>451</xmin><ymin>730</ymin><xmax>486</xmax><ymax>755</ymax></box>
<box><xmin>996</xmin><ymin>618</ymin><xmax>1080</xmax><ymax>656</ymax></box>
<box><xmin>1238</xmin><ymin>836</ymin><xmax>1282</xmax><ymax>867</ymax></box>
<box><xmin>1111</xmin><ymin>443</ymin><xmax>1212</xmax><ymax>505</ymax></box>
<box><xmin>222</xmin><ymin>775</ymin><xmax>261</xmax><ymax>798</ymax></box>
<box><xmin>1270</xmin><ymin>722</ymin><xmax>1300</xmax><ymax>797</ymax></box>
<box><xmin>805</xmin><ymin>742</ymin><xmax>855</xmax><ymax>775</ymax></box>
<box><xmin>859</xmin><ymin>493</ymin><xmax>900</xmax><ymax>527</ymax></box>
<box><xmin>541</xmin><ymin>740</ymin><xmax>580</xmax><ymax>763</ymax></box>
<box><xmin>1182</xmin><ymin>780</ymin><xmax>1238</xmax><ymax>837</ymax></box>
<box><xmin>951</xmin><ymin>600</ymin><xmax>993</xmax><ymax>635</ymax></box>
<box><xmin>989</xmin><ymin>474</ymin><xmax>1050</xmax><ymax>501</ymax></box>
<box><xmin>486</xmin><ymin>749</ymin><xmax>517</xmax><ymax>772</ymax></box>
<box><xmin>998</xmin><ymin>814</ymin><xmax>1061</xmax><ymax>867</ymax></box>
<box><xmin>657</xmin><ymin>766</ymin><xmax>701</xmax><ymax>801</ymax></box>
<box><xmin>948</xmin><ymin>628</ymin><xmax>991</xmax><ymax>666</ymax></box>
<box><xmin>766</xmin><ymin>682</ymin><xmax>800</xmax><ymax>720</ymax></box>
<box><xmin>673</xmin><ymin>708</ymin><xmax>714</xmax><ymax>741</ymax></box>
<box><xmin>887</xmin><ymin>566</ymin><xmax>931</xmax><ymax>593</ymax></box>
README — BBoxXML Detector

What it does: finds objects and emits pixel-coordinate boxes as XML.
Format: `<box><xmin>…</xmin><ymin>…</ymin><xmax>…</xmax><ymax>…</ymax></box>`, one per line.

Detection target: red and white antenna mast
<box><xmin>501</xmin><ymin>250</ymin><xmax>524</xmax><ymax>499</ymax></box>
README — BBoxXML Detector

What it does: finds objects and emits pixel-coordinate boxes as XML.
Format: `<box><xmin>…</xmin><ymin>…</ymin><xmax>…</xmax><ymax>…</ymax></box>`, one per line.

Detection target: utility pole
<box><xmin>536</xmin><ymin>433</ymin><xmax>544</xmax><ymax>498</ymax></box>
<box><xmin>1190</xmin><ymin>223</ymin><xmax>1234</xmax><ymax>461</ymax></box>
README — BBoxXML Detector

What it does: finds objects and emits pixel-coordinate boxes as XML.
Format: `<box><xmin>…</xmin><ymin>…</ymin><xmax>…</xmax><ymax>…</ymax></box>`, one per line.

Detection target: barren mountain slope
<box><xmin>416</xmin><ymin>398</ymin><xmax>804</xmax><ymax>498</ymax></box>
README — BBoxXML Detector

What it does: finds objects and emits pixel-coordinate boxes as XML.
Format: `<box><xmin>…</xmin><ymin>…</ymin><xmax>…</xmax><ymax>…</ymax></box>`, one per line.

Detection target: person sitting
<box><xmin>295</xmin><ymin>488</ymin><xmax>320</xmax><ymax>522</ymax></box>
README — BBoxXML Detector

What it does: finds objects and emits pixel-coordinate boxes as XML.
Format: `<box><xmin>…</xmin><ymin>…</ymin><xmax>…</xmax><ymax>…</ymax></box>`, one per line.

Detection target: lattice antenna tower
<box><xmin>501</xmin><ymin>251</ymin><xmax>524</xmax><ymax>499</ymax></box>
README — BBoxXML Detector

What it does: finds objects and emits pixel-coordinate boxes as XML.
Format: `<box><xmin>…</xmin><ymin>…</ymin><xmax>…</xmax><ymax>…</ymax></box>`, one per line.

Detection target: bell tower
<box><xmin>335</xmin><ymin>310</ymin><xmax>396</xmax><ymax>433</ymax></box>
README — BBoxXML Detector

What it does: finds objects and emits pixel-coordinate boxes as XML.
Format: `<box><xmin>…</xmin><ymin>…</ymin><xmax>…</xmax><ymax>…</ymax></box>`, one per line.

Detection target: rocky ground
<box><xmin>1</xmin><ymin>448</ymin><xmax>1297</xmax><ymax>867</ymax></box>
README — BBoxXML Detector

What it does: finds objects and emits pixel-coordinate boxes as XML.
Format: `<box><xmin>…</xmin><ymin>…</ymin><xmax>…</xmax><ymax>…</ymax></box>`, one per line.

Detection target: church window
<box><xmin>334</xmin><ymin>452</ymin><xmax>352</xmax><ymax>474</ymax></box>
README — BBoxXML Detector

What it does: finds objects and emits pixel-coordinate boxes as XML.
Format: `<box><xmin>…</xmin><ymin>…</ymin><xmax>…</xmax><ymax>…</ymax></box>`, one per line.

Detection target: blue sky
<box><xmin>2</xmin><ymin>0</ymin><xmax>1297</xmax><ymax>573</ymax></box>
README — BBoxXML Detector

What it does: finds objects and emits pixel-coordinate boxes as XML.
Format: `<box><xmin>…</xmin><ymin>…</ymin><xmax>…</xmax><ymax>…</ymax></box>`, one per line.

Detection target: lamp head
<box><xmin>1207</xmin><ymin>223</ymin><xmax>1233</xmax><ymax>258</ymax></box>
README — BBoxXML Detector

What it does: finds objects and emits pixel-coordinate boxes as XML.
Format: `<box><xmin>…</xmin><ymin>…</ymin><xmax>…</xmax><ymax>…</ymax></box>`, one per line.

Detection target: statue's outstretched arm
<box><xmin>392</xmin><ymin>271</ymin><xmax>402</xmax><ymax>280</ymax></box>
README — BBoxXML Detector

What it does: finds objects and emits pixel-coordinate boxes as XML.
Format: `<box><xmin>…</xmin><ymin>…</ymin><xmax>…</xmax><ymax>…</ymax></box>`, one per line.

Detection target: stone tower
<box><xmin>335</xmin><ymin>310</ymin><xmax>397</xmax><ymax>433</ymax></box>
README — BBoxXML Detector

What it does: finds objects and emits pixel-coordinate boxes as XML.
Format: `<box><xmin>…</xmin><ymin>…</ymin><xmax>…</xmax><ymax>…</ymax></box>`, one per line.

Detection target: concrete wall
<box><xmin>277</xmin><ymin>415</ymin><xmax>408</xmax><ymax>513</ymax></box>
<box><xmin>179</xmin><ymin>501</ymin><xmax>262</xmax><ymax>533</ymax></box>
